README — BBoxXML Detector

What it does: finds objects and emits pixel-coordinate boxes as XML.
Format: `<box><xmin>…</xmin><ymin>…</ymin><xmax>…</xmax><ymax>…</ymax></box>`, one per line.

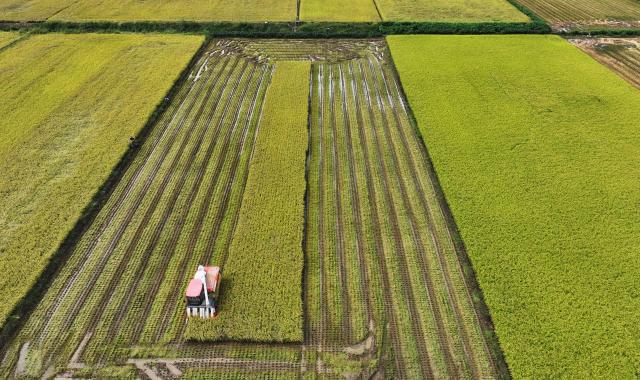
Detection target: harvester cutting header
<box><xmin>185</xmin><ymin>265</ymin><xmax>221</xmax><ymax>318</ymax></box>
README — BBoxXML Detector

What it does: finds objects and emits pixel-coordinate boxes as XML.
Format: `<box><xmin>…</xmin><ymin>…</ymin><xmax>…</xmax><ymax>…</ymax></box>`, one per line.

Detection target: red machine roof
<box><xmin>186</xmin><ymin>279</ymin><xmax>203</xmax><ymax>297</ymax></box>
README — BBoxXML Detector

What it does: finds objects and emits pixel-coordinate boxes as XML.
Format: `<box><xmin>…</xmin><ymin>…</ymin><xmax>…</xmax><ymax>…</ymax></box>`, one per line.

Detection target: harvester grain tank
<box><xmin>185</xmin><ymin>265</ymin><xmax>220</xmax><ymax>318</ymax></box>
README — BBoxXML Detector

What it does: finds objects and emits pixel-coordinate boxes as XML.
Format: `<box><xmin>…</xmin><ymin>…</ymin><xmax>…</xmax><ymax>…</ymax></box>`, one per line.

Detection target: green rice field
<box><xmin>388</xmin><ymin>34</ymin><xmax>640</xmax><ymax>379</ymax></box>
<box><xmin>0</xmin><ymin>33</ymin><xmax>203</xmax><ymax>331</ymax></box>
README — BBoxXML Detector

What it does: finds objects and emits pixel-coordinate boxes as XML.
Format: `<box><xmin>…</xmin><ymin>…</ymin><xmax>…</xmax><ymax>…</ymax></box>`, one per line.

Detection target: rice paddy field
<box><xmin>375</xmin><ymin>0</ymin><xmax>529</xmax><ymax>22</ymax></box>
<box><xmin>0</xmin><ymin>33</ymin><xmax>203</xmax><ymax>332</ymax></box>
<box><xmin>388</xmin><ymin>34</ymin><xmax>640</xmax><ymax>379</ymax></box>
<box><xmin>0</xmin><ymin>0</ymin><xmax>529</xmax><ymax>22</ymax></box>
<box><xmin>570</xmin><ymin>38</ymin><xmax>640</xmax><ymax>88</ymax></box>
<box><xmin>513</xmin><ymin>0</ymin><xmax>640</xmax><ymax>30</ymax></box>
<box><xmin>1</xmin><ymin>1</ymin><xmax>640</xmax><ymax>377</ymax></box>
<box><xmin>0</xmin><ymin>38</ymin><xmax>504</xmax><ymax>379</ymax></box>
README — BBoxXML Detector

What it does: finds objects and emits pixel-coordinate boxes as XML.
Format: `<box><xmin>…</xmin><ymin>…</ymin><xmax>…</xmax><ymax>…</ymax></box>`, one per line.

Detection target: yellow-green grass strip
<box><xmin>48</xmin><ymin>0</ymin><xmax>296</xmax><ymax>22</ymax></box>
<box><xmin>388</xmin><ymin>34</ymin><xmax>640</xmax><ymax>378</ymax></box>
<box><xmin>0</xmin><ymin>33</ymin><xmax>204</xmax><ymax>328</ymax></box>
<box><xmin>376</xmin><ymin>0</ymin><xmax>529</xmax><ymax>22</ymax></box>
<box><xmin>300</xmin><ymin>0</ymin><xmax>380</xmax><ymax>22</ymax></box>
<box><xmin>185</xmin><ymin>61</ymin><xmax>310</xmax><ymax>342</ymax></box>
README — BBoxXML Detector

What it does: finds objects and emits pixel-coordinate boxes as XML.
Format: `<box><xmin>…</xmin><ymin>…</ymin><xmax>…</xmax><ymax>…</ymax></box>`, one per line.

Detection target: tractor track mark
<box><xmin>382</xmin><ymin>59</ymin><xmax>499</xmax><ymax>378</ymax></box>
<box><xmin>138</xmin><ymin>62</ymin><xmax>268</xmax><ymax>345</ymax></box>
<box><xmin>173</xmin><ymin>63</ymin><xmax>273</xmax><ymax>341</ymax></box>
<box><xmin>358</xmin><ymin>59</ymin><xmax>435</xmax><ymax>379</ymax></box>
<box><xmin>103</xmin><ymin>61</ymin><xmax>255</xmax><ymax>349</ymax></box>
<box><xmin>347</xmin><ymin>61</ymin><xmax>407</xmax><ymax>379</ymax></box>
<box><xmin>32</xmin><ymin>56</ymin><xmax>207</xmax><ymax>344</ymax></box>
<box><xmin>327</xmin><ymin>64</ymin><xmax>353</xmax><ymax>344</ymax></box>
<box><xmin>40</xmin><ymin>58</ymin><xmax>220</xmax><ymax>358</ymax></box>
<box><xmin>365</xmin><ymin>56</ymin><xmax>459</xmax><ymax>378</ymax></box>
<box><xmin>337</xmin><ymin>62</ymin><xmax>374</xmax><ymax>335</ymax></box>
<box><xmin>72</xmin><ymin>60</ymin><xmax>237</xmax><ymax>362</ymax></box>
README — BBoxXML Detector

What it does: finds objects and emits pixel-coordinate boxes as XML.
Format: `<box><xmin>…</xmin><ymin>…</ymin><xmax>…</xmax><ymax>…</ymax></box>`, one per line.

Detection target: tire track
<box><xmin>380</xmin><ymin>56</ymin><xmax>499</xmax><ymax>378</ymax></box>
<box><xmin>346</xmin><ymin>60</ymin><xmax>407</xmax><ymax>379</ymax></box>
<box><xmin>337</xmin><ymin>63</ymin><xmax>374</xmax><ymax>334</ymax></box>
<box><xmin>364</xmin><ymin>57</ymin><xmax>460</xmax><ymax>378</ymax></box>
<box><xmin>134</xmin><ymin>63</ymin><xmax>269</xmax><ymax>345</ymax></box>
<box><xmin>357</xmin><ymin>59</ymin><xmax>435</xmax><ymax>379</ymax></box>
<box><xmin>38</xmin><ymin>58</ymin><xmax>222</xmax><ymax>355</ymax></box>
<box><xmin>33</xmin><ymin>55</ymin><xmax>211</xmax><ymax>344</ymax></box>
<box><xmin>327</xmin><ymin>64</ymin><xmax>353</xmax><ymax>344</ymax></box>
<box><xmin>103</xmin><ymin>61</ymin><xmax>257</xmax><ymax>349</ymax></box>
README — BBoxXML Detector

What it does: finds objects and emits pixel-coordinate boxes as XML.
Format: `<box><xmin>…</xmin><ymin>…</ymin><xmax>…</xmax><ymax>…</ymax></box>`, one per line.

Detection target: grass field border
<box><xmin>0</xmin><ymin>35</ymin><xmax>210</xmax><ymax>355</ymax></box>
<box><xmin>0</xmin><ymin>20</ymin><xmax>550</xmax><ymax>36</ymax></box>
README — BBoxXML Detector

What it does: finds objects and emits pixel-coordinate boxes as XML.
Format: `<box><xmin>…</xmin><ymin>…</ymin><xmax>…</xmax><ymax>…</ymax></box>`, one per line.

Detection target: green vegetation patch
<box><xmin>388</xmin><ymin>34</ymin><xmax>640</xmax><ymax>378</ymax></box>
<box><xmin>376</xmin><ymin>0</ymin><xmax>529</xmax><ymax>22</ymax></box>
<box><xmin>0</xmin><ymin>33</ymin><xmax>204</xmax><ymax>329</ymax></box>
<box><xmin>185</xmin><ymin>61</ymin><xmax>310</xmax><ymax>342</ymax></box>
<box><xmin>49</xmin><ymin>0</ymin><xmax>296</xmax><ymax>22</ymax></box>
<box><xmin>299</xmin><ymin>0</ymin><xmax>380</xmax><ymax>22</ymax></box>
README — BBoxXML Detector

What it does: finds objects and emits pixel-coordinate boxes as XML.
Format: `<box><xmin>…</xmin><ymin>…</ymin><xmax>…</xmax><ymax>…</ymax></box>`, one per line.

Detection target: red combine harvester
<box><xmin>185</xmin><ymin>265</ymin><xmax>221</xmax><ymax>318</ymax></box>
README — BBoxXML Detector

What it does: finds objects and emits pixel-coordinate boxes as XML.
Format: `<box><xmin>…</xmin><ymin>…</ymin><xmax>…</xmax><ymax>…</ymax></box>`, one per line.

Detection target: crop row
<box><xmin>0</xmin><ymin>47</ymin><xmax>271</xmax><ymax>377</ymax></box>
<box><xmin>304</xmin><ymin>47</ymin><xmax>498</xmax><ymax>379</ymax></box>
<box><xmin>184</xmin><ymin>61</ymin><xmax>311</xmax><ymax>343</ymax></box>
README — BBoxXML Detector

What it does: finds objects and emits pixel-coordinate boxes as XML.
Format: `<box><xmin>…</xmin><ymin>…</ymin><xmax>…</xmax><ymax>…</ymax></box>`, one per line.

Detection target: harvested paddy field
<box><xmin>0</xmin><ymin>39</ymin><xmax>503</xmax><ymax>379</ymax></box>
<box><xmin>0</xmin><ymin>33</ymin><xmax>203</xmax><ymax>335</ymax></box>
<box><xmin>375</xmin><ymin>0</ymin><xmax>529</xmax><ymax>22</ymax></box>
<box><xmin>389</xmin><ymin>34</ymin><xmax>640</xmax><ymax>379</ymax></box>
<box><xmin>513</xmin><ymin>0</ymin><xmax>640</xmax><ymax>30</ymax></box>
<box><xmin>570</xmin><ymin>38</ymin><xmax>640</xmax><ymax>88</ymax></box>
